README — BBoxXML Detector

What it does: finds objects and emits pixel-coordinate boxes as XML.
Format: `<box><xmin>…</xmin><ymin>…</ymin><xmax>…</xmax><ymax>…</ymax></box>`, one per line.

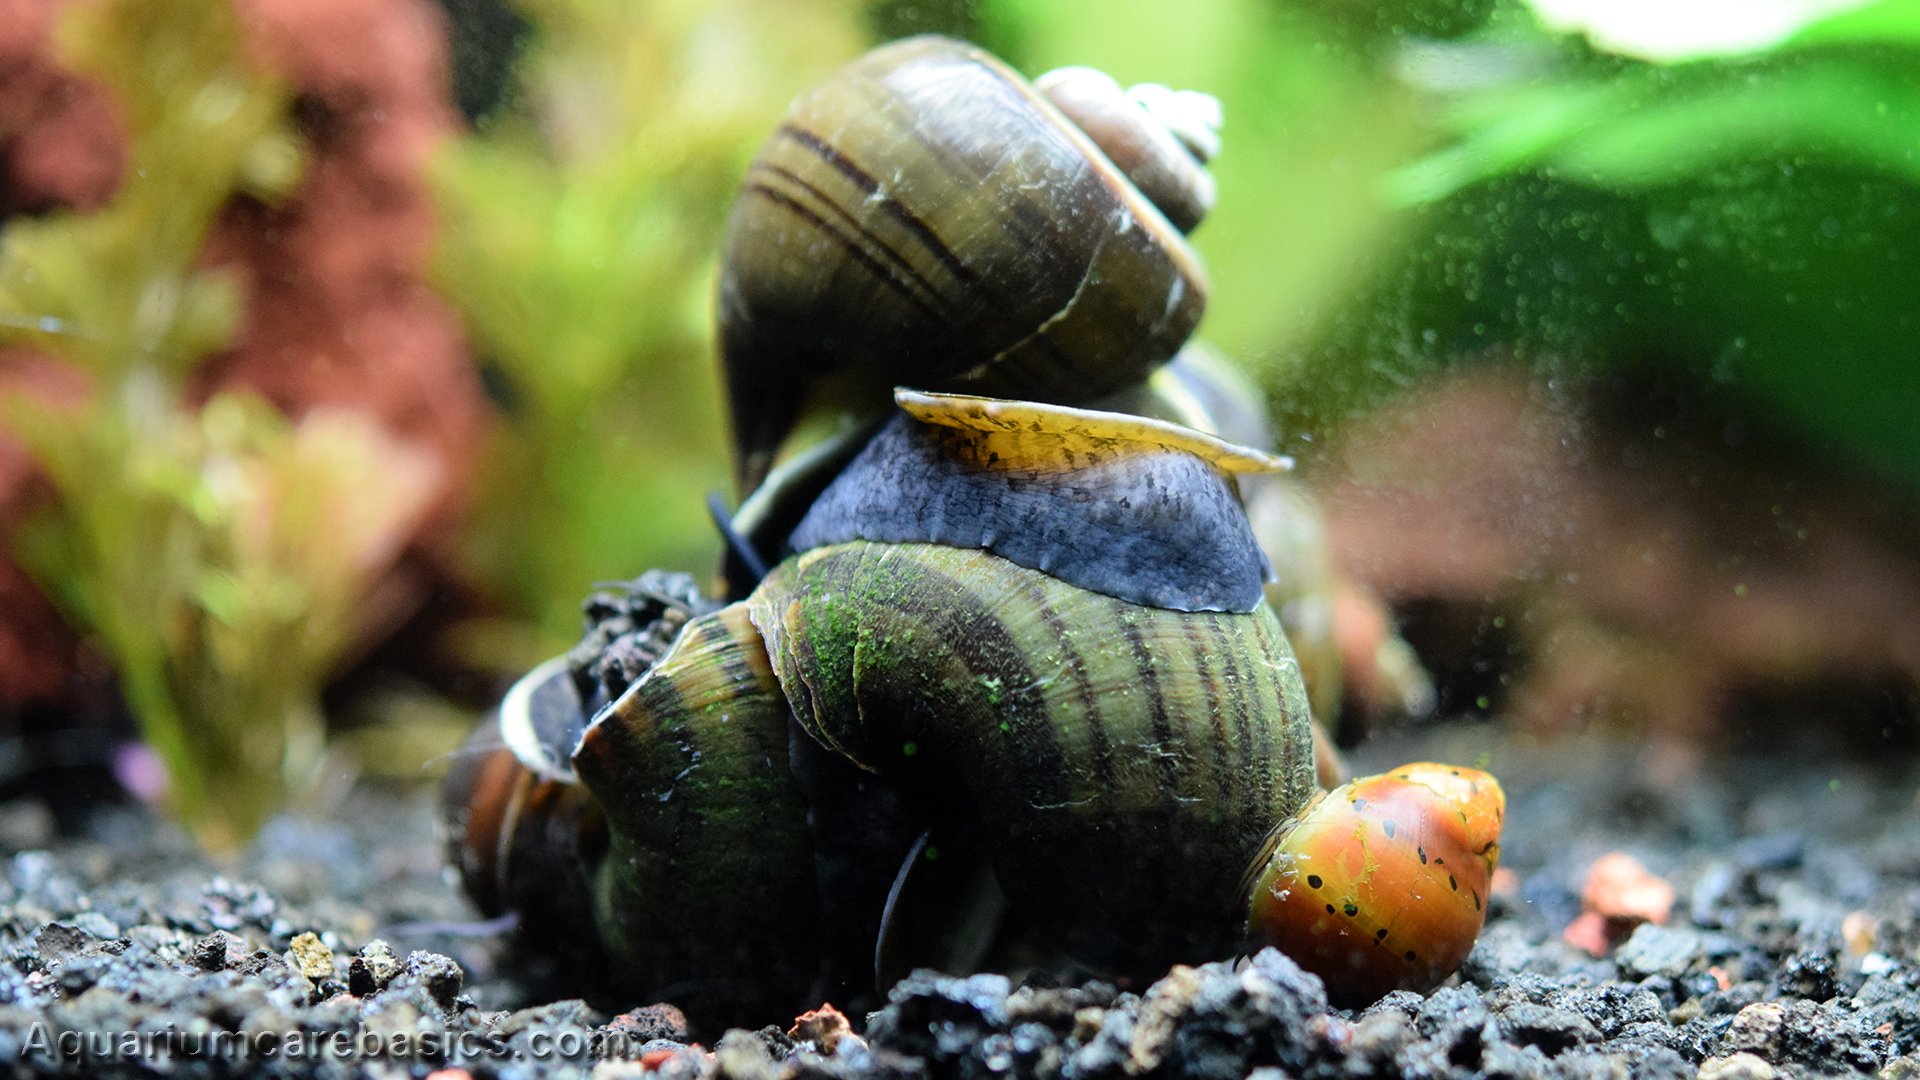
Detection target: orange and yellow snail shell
<box><xmin>442</xmin><ymin>35</ymin><xmax>1502</xmax><ymax>1029</ymax></box>
<box><xmin>1245</xmin><ymin>763</ymin><xmax>1505</xmax><ymax>1006</ymax></box>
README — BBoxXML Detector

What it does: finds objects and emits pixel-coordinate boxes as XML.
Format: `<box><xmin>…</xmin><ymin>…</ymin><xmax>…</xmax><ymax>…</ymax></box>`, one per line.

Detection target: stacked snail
<box><xmin>443</xmin><ymin>36</ymin><xmax>1503</xmax><ymax>1029</ymax></box>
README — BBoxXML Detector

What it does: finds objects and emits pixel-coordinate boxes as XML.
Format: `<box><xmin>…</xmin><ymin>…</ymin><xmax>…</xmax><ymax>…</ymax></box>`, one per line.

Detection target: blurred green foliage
<box><xmin>1270</xmin><ymin>0</ymin><xmax>1920</xmax><ymax>491</ymax></box>
<box><xmin>434</xmin><ymin>0</ymin><xmax>866</xmax><ymax>661</ymax></box>
<box><xmin>907</xmin><ymin>0</ymin><xmax>1920</xmax><ymax>497</ymax></box>
<box><xmin>0</xmin><ymin>0</ymin><xmax>428</xmax><ymax>851</ymax></box>
<box><xmin>0</xmin><ymin>0</ymin><xmax>299</xmax><ymax>378</ymax></box>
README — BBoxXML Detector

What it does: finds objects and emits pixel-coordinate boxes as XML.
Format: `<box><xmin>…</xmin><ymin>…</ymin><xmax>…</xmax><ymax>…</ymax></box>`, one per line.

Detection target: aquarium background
<box><xmin>1</xmin><ymin>0</ymin><xmax>1916</xmax><ymax>847</ymax></box>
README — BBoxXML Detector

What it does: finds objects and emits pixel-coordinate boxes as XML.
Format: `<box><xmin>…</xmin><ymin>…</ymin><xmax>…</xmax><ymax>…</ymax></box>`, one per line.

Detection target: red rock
<box><xmin>1563</xmin><ymin>851</ymin><xmax>1675</xmax><ymax>955</ymax></box>
<box><xmin>0</xmin><ymin>0</ymin><xmax>125</xmax><ymax>212</ymax></box>
<box><xmin>1562</xmin><ymin>912</ymin><xmax>1612</xmax><ymax>958</ymax></box>
<box><xmin>789</xmin><ymin>1003</ymin><xmax>855</xmax><ymax>1055</ymax></box>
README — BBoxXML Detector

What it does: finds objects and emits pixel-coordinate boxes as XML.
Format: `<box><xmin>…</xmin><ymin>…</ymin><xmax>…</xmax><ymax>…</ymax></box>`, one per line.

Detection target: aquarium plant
<box><xmin>433</xmin><ymin>0</ymin><xmax>865</xmax><ymax>662</ymax></box>
<box><xmin>0</xmin><ymin>0</ymin><xmax>435</xmax><ymax>851</ymax></box>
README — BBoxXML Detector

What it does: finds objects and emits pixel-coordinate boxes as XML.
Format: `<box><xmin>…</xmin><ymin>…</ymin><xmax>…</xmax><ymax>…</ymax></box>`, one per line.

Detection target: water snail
<box><xmin>442</xmin><ymin>36</ymin><xmax>1503</xmax><ymax>1028</ymax></box>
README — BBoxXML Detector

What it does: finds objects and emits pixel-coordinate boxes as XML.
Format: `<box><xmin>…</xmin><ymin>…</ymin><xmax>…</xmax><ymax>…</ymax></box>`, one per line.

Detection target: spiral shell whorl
<box><xmin>570</xmin><ymin>603</ymin><xmax>822</xmax><ymax>1016</ymax></box>
<box><xmin>719</xmin><ymin>36</ymin><xmax>1210</xmax><ymax>493</ymax></box>
<box><xmin>750</xmin><ymin>540</ymin><xmax>1318</xmax><ymax>974</ymax></box>
<box><xmin>1034</xmin><ymin>66</ymin><xmax>1218</xmax><ymax>233</ymax></box>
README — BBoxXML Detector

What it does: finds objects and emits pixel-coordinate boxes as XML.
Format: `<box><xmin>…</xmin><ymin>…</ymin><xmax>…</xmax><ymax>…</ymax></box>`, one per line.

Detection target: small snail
<box><xmin>444</xmin><ymin>36</ymin><xmax>1502</xmax><ymax>1029</ymax></box>
<box><xmin>1245</xmin><ymin>764</ymin><xmax>1503</xmax><ymax>1005</ymax></box>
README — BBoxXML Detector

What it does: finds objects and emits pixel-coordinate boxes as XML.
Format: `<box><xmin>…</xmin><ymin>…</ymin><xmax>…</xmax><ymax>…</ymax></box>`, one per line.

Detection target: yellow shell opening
<box><xmin>894</xmin><ymin>389</ymin><xmax>1293</xmax><ymax>474</ymax></box>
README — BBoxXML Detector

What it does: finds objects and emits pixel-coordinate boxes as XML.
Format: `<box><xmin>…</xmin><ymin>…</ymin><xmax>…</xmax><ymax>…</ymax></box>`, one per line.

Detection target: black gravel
<box><xmin>2</xmin><ymin>723</ymin><xmax>1918</xmax><ymax>1078</ymax></box>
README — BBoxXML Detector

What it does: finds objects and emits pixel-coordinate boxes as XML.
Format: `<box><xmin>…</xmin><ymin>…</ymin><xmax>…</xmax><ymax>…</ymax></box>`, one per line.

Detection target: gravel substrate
<box><xmin>1</xmin><ymin>723</ymin><xmax>1916</xmax><ymax>1079</ymax></box>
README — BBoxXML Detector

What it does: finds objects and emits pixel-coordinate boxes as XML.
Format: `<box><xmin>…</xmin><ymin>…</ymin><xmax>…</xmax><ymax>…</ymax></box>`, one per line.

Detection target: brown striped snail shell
<box><xmin>718</xmin><ymin>35</ymin><xmax>1218</xmax><ymax>494</ymax></box>
<box><xmin>450</xmin><ymin>391</ymin><xmax>1500</xmax><ymax>1023</ymax></box>
<box><xmin>447</xmin><ymin>38</ymin><xmax>1503</xmax><ymax>1028</ymax></box>
<box><xmin>448</xmin><ymin>393</ymin><xmax>1318</xmax><ymax>1025</ymax></box>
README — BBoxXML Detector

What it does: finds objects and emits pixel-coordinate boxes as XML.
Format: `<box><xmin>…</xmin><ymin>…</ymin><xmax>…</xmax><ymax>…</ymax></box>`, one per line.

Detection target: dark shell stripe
<box><xmin>1206</xmin><ymin>613</ymin><xmax>1263</xmax><ymax>815</ymax></box>
<box><xmin>842</xmin><ymin>59</ymin><xmax>1095</xmax><ymax>302</ymax></box>
<box><xmin>573</xmin><ymin>603</ymin><xmax>810</xmax><ymax>878</ymax></box>
<box><xmin>758</xmin><ymin>117</ymin><xmax>1019</xmax><ymax>331</ymax></box>
<box><xmin>1249</xmin><ymin>601</ymin><xmax>1313</xmax><ymax>818</ymax></box>
<box><xmin>741</xmin><ymin>179</ymin><xmax>949</xmax><ymax>325</ymax></box>
<box><xmin>747</xmin><ymin>154</ymin><xmax>954</xmax><ymax>317</ymax></box>
<box><xmin>774</xmin><ymin>124</ymin><xmax>982</xmax><ymax>289</ymax></box>
<box><xmin>1179</xmin><ymin>613</ymin><xmax>1241</xmax><ymax>817</ymax></box>
<box><xmin>752</xmin><ymin>541</ymin><xmax>1315</xmax><ymax>973</ymax></box>
<box><xmin>685</xmin><ymin>604</ymin><xmax>768</xmax><ymax>730</ymax></box>
<box><xmin>1013</xmin><ymin>571</ymin><xmax>1119</xmax><ymax>810</ymax></box>
<box><xmin>1117</xmin><ymin>605</ymin><xmax>1182</xmax><ymax>800</ymax></box>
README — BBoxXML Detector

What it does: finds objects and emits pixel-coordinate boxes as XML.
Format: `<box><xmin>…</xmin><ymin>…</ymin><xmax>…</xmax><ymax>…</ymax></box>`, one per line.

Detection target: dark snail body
<box><xmin>791</xmin><ymin>392</ymin><xmax>1280</xmax><ymax>613</ymax></box>
<box><xmin>1092</xmin><ymin>347</ymin><xmax>1439</xmax><ymax>740</ymax></box>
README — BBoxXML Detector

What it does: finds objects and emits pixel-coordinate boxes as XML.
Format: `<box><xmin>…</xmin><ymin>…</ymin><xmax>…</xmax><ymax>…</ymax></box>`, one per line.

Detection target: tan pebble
<box><xmin>1842</xmin><ymin>910</ymin><xmax>1878</xmax><ymax>956</ymax></box>
<box><xmin>1129</xmin><ymin>965</ymin><xmax>1204</xmax><ymax>1073</ymax></box>
<box><xmin>1725</xmin><ymin>1002</ymin><xmax>1787</xmax><ymax>1052</ymax></box>
<box><xmin>1071</xmin><ymin>1006</ymin><xmax>1106</xmax><ymax>1043</ymax></box>
<box><xmin>1697</xmin><ymin>1052</ymin><xmax>1775</xmax><ymax>1080</ymax></box>
<box><xmin>288</xmin><ymin>931</ymin><xmax>334</xmax><ymax>980</ymax></box>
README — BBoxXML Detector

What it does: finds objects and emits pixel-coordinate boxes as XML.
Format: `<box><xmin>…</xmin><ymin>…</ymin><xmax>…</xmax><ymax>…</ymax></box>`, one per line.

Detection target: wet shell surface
<box><xmin>1243</xmin><ymin>763</ymin><xmax>1505</xmax><ymax>1005</ymax></box>
<box><xmin>718</xmin><ymin>36</ymin><xmax>1209</xmax><ymax>492</ymax></box>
